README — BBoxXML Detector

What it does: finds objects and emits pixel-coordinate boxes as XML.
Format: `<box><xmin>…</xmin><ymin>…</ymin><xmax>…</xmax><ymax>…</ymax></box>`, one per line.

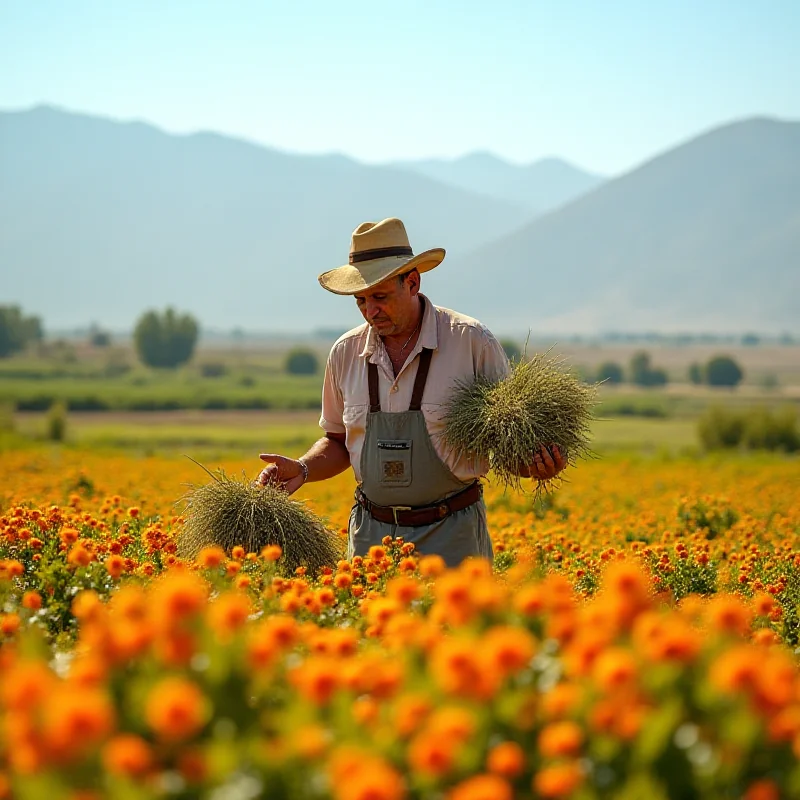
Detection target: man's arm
<box><xmin>258</xmin><ymin>432</ymin><xmax>350</xmax><ymax>495</ymax></box>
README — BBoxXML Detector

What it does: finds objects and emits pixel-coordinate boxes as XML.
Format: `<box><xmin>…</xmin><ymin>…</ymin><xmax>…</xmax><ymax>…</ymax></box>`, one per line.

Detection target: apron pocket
<box><xmin>377</xmin><ymin>439</ymin><xmax>413</xmax><ymax>487</ymax></box>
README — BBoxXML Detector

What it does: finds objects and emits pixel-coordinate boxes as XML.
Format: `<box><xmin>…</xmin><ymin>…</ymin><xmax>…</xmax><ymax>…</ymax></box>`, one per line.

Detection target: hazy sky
<box><xmin>2</xmin><ymin>0</ymin><xmax>799</xmax><ymax>174</ymax></box>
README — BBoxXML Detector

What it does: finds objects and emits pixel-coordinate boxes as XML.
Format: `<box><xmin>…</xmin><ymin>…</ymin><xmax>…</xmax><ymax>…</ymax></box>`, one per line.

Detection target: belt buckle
<box><xmin>391</xmin><ymin>506</ymin><xmax>412</xmax><ymax>525</ymax></box>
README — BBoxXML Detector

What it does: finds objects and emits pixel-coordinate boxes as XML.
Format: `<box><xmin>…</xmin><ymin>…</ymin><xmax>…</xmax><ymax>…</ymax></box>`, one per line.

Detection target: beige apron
<box><xmin>348</xmin><ymin>347</ymin><xmax>493</xmax><ymax>567</ymax></box>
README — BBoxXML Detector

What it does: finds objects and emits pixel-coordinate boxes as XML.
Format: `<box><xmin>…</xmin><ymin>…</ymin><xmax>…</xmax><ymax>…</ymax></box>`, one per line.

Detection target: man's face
<box><xmin>354</xmin><ymin>271</ymin><xmax>419</xmax><ymax>337</ymax></box>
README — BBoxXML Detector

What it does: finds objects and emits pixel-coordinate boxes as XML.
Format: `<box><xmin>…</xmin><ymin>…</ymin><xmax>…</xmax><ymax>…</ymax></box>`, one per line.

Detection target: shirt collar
<box><xmin>359</xmin><ymin>293</ymin><xmax>439</xmax><ymax>360</ymax></box>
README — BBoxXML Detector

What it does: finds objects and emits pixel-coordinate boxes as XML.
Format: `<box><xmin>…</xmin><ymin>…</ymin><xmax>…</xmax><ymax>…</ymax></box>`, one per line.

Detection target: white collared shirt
<box><xmin>320</xmin><ymin>294</ymin><xmax>510</xmax><ymax>482</ymax></box>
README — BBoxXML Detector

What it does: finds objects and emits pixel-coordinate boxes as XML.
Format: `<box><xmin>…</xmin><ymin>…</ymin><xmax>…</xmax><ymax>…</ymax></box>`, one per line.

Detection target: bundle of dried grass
<box><xmin>442</xmin><ymin>352</ymin><xmax>596</xmax><ymax>492</ymax></box>
<box><xmin>177</xmin><ymin>465</ymin><xmax>343</xmax><ymax>574</ymax></box>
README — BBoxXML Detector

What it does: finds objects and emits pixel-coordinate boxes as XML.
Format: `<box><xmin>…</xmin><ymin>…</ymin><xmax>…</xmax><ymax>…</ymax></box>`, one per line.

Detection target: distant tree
<box><xmin>629</xmin><ymin>351</ymin><xmax>668</xmax><ymax>387</ymax></box>
<box><xmin>88</xmin><ymin>324</ymin><xmax>112</xmax><ymax>347</ymax></box>
<box><xmin>705</xmin><ymin>355</ymin><xmax>743</xmax><ymax>388</ymax></box>
<box><xmin>133</xmin><ymin>308</ymin><xmax>199</xmax><ymax>369</ymax></box>
<box><xmin>0</xmin><ymin>305</ymin><xmax>43</xmax><ymax>358</ymax></box>
<box><xmin>499</xmin><ymin>339</ymin><xmax>522</xmax><ymax>362</ymax></box>
<box><xmin>285</xmin><ymin>348</ymin><xmax>319</xmax><ymax>376</ymax></box>
<box><xmin>596</xmin><ymin>361</ymin><xmax>624</xmax><ymax>384</ymax></box>
<box><xmin>688</xmin><ymin>362</ymin><xmax>704</xmax><ymax>385</ymax></box>
<box><xmin>741</xmin><ymin>333</ymin><xmax>760</xmax><ymax>347</ymax></box>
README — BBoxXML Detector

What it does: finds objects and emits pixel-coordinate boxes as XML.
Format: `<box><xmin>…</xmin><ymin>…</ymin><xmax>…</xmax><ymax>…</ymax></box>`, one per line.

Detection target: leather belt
<box><xmin>355</xmin><ymin>481</ymin><xmax>483</xmax><ymax>527</ymax></box>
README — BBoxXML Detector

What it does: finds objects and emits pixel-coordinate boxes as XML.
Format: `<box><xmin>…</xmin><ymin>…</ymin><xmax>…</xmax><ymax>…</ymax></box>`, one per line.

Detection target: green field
<box><xmin>8</xmin><ymin>409</ymin><xmax>699</xmax><ymax>460</ymax></box>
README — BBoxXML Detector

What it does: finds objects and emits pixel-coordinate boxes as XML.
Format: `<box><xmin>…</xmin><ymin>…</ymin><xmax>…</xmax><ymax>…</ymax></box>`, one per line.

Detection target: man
<box><xmin>258</xmin><ymin>218</ymin><xmax>565</xmax><ymax>566</ymax></box>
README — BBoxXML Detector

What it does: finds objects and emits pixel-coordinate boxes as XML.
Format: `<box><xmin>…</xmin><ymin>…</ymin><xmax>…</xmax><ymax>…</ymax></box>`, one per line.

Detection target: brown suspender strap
<box><xmin>409</xmin><ymin>348</ymin><xmax>433</xmax><ymax>411</ymax></box>
<box><xmin>368</xmin><ymin>363</ymin><xmax>380</xmax><ymax>412</ymax></box>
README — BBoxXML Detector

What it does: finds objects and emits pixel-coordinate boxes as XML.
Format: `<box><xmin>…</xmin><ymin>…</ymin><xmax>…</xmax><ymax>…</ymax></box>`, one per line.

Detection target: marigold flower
<box><xmin>592</xmin><ymin>647</ymin><xmax>638</xmax><ymax>692</ymax></box>
<box><xmin>408</xmin><ymin>731</ymin><xmax>456</xmax><ymax>777</ymax></box>
<box><xmin>743</xmin><ymin>779</ymin><xmax>780</xmax><ymax>800</ymax></box>
<box><xmin>333</xmin><ymin>754</ymin><xmax>405</xmax><ymax>800</ymax></box>
<box><xmin>290</xmin><ymin>656</ymin><xmax>340</xmax><ymax>705</ymax></box>
<box><xmin>102</xmin><ymin>734</ymin><xmax>154</xmax><ymax>778</ymax></box>
<box><xmin>487</xmin><ymin>741</ymin><xmax>525</xmax><ymax>778</ymax></box>
<box><xmin>145</xmin><ymin>677</ymin><xmax>208</xmax><ymax>742</ymax></box>
<box><xmin>0</xmin><ymin>613</ymin><xmax>21</xmax><ymax>637</ymax></box>
<box><xmin>105</xmin><ymin>554</ymin><xmax>126</xmax><ymax>578</ymax></box>
<box><xmin>449</xmin><ymin>774</ymin><xmax>513</xmax><ymax>800</ymax></box>
<box><xmin>538</xmin><ymin>720</ymin><xmax>584</xmax><ymax>758</ymax></box>
<box><xmin>151</xmin><ymin>571</ymin><xmax>208</xmax><ymax>628</ymax></box>
<box><xmin>1</xmin><ymin>661</ymin><xmax>54</xmax><ymax>711</ymax></box>
<box><xmin>386</xmin><ymin>575</ymin><xmax>422</xmax><ymax>605</ymax></box>
<box><xmin>22</xmin><ymin>591</ymin><xmax>42</xmax><ymax>610</ymax></box>
<box><xmin>418</xmin><ymin>554</ymin><xmax>446</xmax><ymax>578</ymax></box>
<box><xmin>334</xmin><ymin>572</ymin><xmax>353</xmax><ymax>589</ymax></box>
<box><xmin>705</xmin><ymin>594</ymin><xmax>753</xmax><ymax>637</ymax></box>
<box><xmin>393</xmin><ymin>693</ymin><xmax>433</xmax><ymax>738</ymax></box>
<box><xmin>426</xmin><ymin>706</ymin><xmax>476</xmax><ymax>743</ymax></box>
<box><xmin>68</xmin><ymin>544</ymin><xmax>93</xmax><ymax>567</ymax></box>
<box><xmin>482</xmin><ymin>625</ymin><xmax>536</xmax><ymax>677</ymax></box>
<box><xmin>533</xmin><ymin>761</ymin><xmax>583</xmax><ymax>798</ymax></box>
<box><xmin>709</xmin><ymin>645</ymin><xmax>761</xmax><ymax>695</ymax></box>
<box><xmin>196</xmin><ymin>546</ymin><xmax>226</xmax><ymax>568</ymax></box>
<box><xmin>177</xmin><ymin>747</ymin><xmax>208</xmax><ymax>784</ymax></box>
<box><xmin>207</xmin><ymin>592</ymin><xmax>252</xmax><ymax>639</ymax></box>
<box><xmin>42</xmin><ymin>687</ymin><xmax>116</xmax><ymax>759</ymax></box>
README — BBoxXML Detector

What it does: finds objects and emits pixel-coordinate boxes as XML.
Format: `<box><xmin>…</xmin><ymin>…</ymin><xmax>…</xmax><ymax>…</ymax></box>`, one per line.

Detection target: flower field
<box><xmin>1</xmin><ymin>448</ymin><xmax>800</xmax><ymax>799</ymax></box>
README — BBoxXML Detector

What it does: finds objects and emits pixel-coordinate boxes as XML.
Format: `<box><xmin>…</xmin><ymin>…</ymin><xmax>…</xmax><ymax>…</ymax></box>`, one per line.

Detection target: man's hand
<box><xmin>257</xmin><ymin>454</ymin><xmax>306</xmax><ymax>495</ymax></box>
<box><xmin>520</xmin><ymin>444</ymin><xmax>567</xmax><ymax>481</ymax></box>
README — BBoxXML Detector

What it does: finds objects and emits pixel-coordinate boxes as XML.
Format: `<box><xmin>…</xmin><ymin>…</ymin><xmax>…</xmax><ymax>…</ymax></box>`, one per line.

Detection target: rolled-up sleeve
<box><xmin>319</xmin><ymin>346</ymin><xmax>346</xmax><ymax>434</ymax></box>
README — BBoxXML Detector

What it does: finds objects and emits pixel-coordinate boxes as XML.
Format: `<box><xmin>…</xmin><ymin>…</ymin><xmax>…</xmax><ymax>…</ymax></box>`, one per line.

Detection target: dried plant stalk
<box><xmin>442</xmin><ymin>352</ymin><xmax>596</xmax><ymax>493</ymax></box>
<box><xmin>177</xmin><ymin>465</ymin><xmax>343</xmax><ymax>574</ymax></box>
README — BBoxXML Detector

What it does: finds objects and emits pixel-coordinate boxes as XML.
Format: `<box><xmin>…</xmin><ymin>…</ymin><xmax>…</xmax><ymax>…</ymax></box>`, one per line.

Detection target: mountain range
<box><xmin>1</xmin><ymin>105</ymin><xmax>798</xmax><ymax>334</ymax></box>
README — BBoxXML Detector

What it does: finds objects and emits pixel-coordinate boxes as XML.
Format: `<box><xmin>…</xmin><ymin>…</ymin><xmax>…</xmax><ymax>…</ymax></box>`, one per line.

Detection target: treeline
<box><xmin>699</xmin><ymin>405</ymin><xmax>799</xmax><ymax>452</ymax></box>
<box><xmin>596</xmin><ymin>352</ymin><xmax>746</xmax><ymax>388</ymax></box>
<box><xmin>1</xmin><ymin>306</ymin><xmax>323</xmax><ymax>376</ymax></box>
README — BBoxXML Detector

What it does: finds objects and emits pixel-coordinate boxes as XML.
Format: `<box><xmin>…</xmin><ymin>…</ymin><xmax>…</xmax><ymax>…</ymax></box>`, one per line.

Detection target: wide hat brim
<box><xmin>318</xmin><ymin>248</ymin><xmax>445</xmax><ymax>295</ymax></box>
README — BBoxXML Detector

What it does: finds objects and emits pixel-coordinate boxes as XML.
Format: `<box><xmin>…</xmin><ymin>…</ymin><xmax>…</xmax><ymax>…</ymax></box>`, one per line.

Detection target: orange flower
<box><xmin>1</xmin><ymin>661</ymin><xmax>54</xmax><ymax>711</ymax></box>
<box><xmin>289</xmin><ymin>656</ymin><xmax>340</xmax><ymax>705</ymax></box>
<box><xmin>426</xmin><ymin>706</ymin><xmax>476</xmax><ymax>743</ymax></box>
<box><xmin>592</xmin><ymin>647</ymin><xmax>638</xmax><ymax>692</ymax></box>
<box><xmin>709</xmin><ymin>645</ymin><xmax>761</xmax><ymax>695</ymax></box>
<box><xmin>21</xmin><ymin>591</ymin><xmax>42</xmax><ymax>611</ymax></box>
<box><xmin>743</xmin><ymin>779</ymin><xmax>780</xmax><ymax>800</ymax></box>
<box><xmin>705</xmin><ymin>594</ymin><xmax>753</xmax><ymax>637</ymax></box>
<box><xmin>487</xmin><ymin>741</ymin><xmax>525</xmax><ymax>778</ymax></box>
<box><xmin>408</xmin><ymin>731</ymin><xmax>456</xmax><ymax>777</ymax></box>
<box><xmin>386</xmin><ymin>576</ymin><xmax>422</xmax><ymax>605</ymax></box>
<box><xmin>752</xmin><ymin>592</ymin><xmax>775</xmax><ymax>617</ymax></box>
<box><xmin>334</xmin><ymin>572</ymin><xmax>353</xmax><ymax>589</ymax></box>
<box><xmin>449</xmin><ymin>774</ymin><xmax>512</xmax><ymax>800</ymax></box>
<box><xmin>418</xmin><ymin>554</ymin><xmax>446</xmax><ymax>578</ymax></box>
<box><xmin>482</xmin><ymin>626</ymin><xmax>536</xmax><ymax>678</ymax></box>
<box><xmin>430</xmin><ymin>637</ymin><xmax>498</xmax><ymax>699</ymax></box>
<box><xmin>538</xmin><ymin>721</ymin><xmax>583</xmax><ymax>758</ymax></box>
<box><xmin>533</xmin><ymin>761</ymin><xmax>583</xmax><ymax>798</ymax></box>
<box><xmin>145</xmin><ymin>677</ymin><xmax>208</xmax><ymax>742</ymax></box>
<box><xmin>207</xmin><ymin>592</ymin><xmax>252</xmax><ymax>639</ymax></box>
<box><xmin>262</xmin><ymin>544</ymin><xmax>283</xmax><ymax>562</ymax></box>
<box><xmin>105</xmin><ymin>554</ymin><xmax>126</xmax><ymax>578</ymax></box>
<box><xmin>67</xmin><ymin>544</ymin><xmax>92</xmax><ymax>567</ymax></box>
<box><xmin>0</xmin><ymin>613</ymin><xmax>20</xmax><ymax>637</ymax></box>
<box><xmin>102</xmin><ymin>734</ymin><xmax>154</xmax><ymax>778</ymax></box>
<box><xmin>392</xmin><ymin>693</ymin><xmax>433</xmax><ymax>738</ymax></box>
<box><xmin>42</xmin><ymin>687</ymin><xmax>116</xmax><ymax>759</ymax></box>
<box><xmin>332</xmin><ymin>754</ymin><xmax>405</xmax><ymax>800</ymax></box>
<box><xmin>196</xmin><ymin>546</ymin><xmax>225</xmax><ymax>568</ymax></box>
<box><xmin>151</xmin><ymin>571</ymin><xmax>208</xmax><ymax>628</ymax></box>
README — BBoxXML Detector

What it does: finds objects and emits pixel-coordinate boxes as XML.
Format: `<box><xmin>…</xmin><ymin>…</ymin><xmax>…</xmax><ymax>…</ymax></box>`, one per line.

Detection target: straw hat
<box><xmin>318</xmin><ymin>218</ymin><xmax>445</xmax><ymax>295</ymax></box>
